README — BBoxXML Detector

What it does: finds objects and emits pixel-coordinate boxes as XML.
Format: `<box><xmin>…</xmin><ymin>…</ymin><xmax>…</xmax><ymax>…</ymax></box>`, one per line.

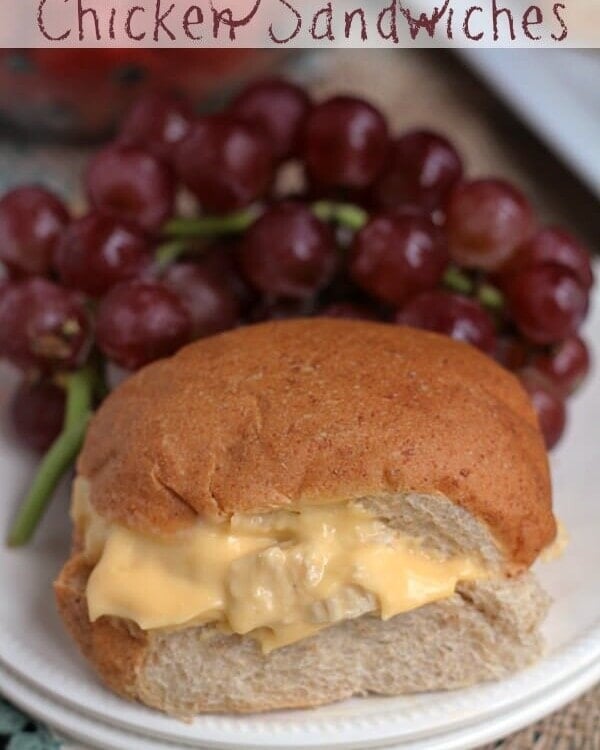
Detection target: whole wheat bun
<box><xmin>77</xmin><ymin>318</ymin><xmax>555</xmax><ymax>567</ymax></box>
<box><xmin>56</xmin><ymin>319</ymin><xmax>557</xmax><ymax>715</ymax></box>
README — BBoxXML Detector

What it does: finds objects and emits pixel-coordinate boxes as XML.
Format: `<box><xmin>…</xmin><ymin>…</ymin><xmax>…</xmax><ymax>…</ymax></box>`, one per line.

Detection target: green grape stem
<box><xmin>443</xmin><ymin>267</ymin><xmax>475</xmax><ymax>295</ymax></box>
<box><xmin>163</xmin><ymin>209</ymin><xmax>259</xmax><ymax>239</ymax></box>
<box><xmin>156</xmin><ymin>208</ymin><xmax>261</xmax><ymax>267</ymax></box>
<box><xmin>311</xmin><ymin>201</ymin><xmax>368</xmax><ymax>231</ymax></box>
<box><xmin>154</xmin><ymin>239</ymin><xmax>190</xmax><ymax>270</ymax></box>
<box><xmin>478</xmin><ymin>283</ymin><xmax>505</xmax><ymax>311</ymax></box>
<box><xmin>156</xmin><ymin>202</ymin><xmax>370</xmax><ymax>267</ymax></box>
<box><xmin>6</xmin><ymin>366</ymin><xmax>96</xmax><ymax>547</ymax></box>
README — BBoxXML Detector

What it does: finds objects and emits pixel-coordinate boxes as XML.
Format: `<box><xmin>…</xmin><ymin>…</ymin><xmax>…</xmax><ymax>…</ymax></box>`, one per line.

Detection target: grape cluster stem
<box><xmin>7</xmin><ymin>366</ymin><xmax>96</xmax><ymax>547</ymax></box>
<box><xmin>156</xmin><ymin>201</ymin><xmax>370</xmax><ymax>267</ymax></box>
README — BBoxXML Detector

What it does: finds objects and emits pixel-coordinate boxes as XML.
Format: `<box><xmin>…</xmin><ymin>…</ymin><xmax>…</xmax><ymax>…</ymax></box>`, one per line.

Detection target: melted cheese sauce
<box><xmin>73</xmin><ymin>479</ymin><xmax>486</xmax><ymax>652</ymax></box>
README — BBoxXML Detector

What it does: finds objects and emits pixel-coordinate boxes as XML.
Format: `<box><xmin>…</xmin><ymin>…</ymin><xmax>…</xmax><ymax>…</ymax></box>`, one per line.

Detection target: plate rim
<box><xmin>2</xmin><ymin>656</ymin><xmax>599</xmax><ymax>750</ymax></box>
<box><xmin>0</xmin><ymin>663</ymin><xmax>189</xmax><ymax>750</ymax></box>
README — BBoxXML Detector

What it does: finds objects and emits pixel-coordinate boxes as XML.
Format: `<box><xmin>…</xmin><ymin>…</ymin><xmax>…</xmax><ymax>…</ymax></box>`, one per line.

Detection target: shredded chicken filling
<box><xmin>72</xmin><ymin>478</ymin><xmax>486</xmax><ymax>652</ymax></box>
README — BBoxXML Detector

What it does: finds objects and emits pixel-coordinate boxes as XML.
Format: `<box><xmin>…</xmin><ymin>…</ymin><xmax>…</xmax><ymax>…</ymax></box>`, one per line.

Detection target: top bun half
<box><xmin>77</xmin><ymin>318</ymin><xmax>555</xmax><ymax>568</ymax></box>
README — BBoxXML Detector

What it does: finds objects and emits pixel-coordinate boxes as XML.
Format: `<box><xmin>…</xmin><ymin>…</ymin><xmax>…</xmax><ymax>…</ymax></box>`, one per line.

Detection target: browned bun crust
<box><xmin>54</xmin><ymin>555</ymin><xmax>146</xmax><ymax>702</ymax></box>
<box><xmin>78</xmin><ymin>319</ymin><xmax>555</xmax><ymax>567</ymax></box>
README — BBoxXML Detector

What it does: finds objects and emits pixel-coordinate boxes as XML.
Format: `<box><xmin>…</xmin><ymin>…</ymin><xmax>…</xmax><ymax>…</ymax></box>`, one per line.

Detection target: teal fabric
<box><xmin>0</xmin><ymin>699</ymin><xmax>61</xmax><ymax>750</ymax></box>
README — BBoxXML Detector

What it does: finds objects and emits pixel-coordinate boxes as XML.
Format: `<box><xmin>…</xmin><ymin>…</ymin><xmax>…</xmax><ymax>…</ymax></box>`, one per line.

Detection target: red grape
<box><xmin>0</xmin><ymin>278</ymin><xmax>91</xmax><ymax>372</ymax></box>
<box><xmin>231</xmin><ymin>78</ymin><xmax>311</xmax><ymax>161</ymax></box>
<box><xmin>530</xmin><ymin>336</ymin><xmax>590</xmax><ymax>396</ymax></box>
<box><xmin>249</xmin><ymin>297</ymin><xmax>316</xmax><ymax>323</ymax></box>
<box><xmin>54</xmin><ymin>213</ymin><xmax>151</xmax><ymax>297</ymax></box>
<box><xmin>349</xmin><ymin>213</ymin><xmax>448</xmax><ymax>306</ymax></box>
<box><xmin>175</xmin><ymin>115</ymin><xmax>274</xmax><ymax>213</ymax></box>
<box><xmin>304</xmin><ymin>96</ymin><xmax>389</xmax><ymax>189</ymax></box>
<box><xmin>505</xmin><ymin>227</ymin><xmax>594</xmax><ymax>290</ymax></box>
<box><xmin>494</xmin><ymin>336</ymin><xmax>530</xmax><ymax>371</ymax></box>
<box><xmin>371</xmin><ymin>130</ymin><xmax>463</xmax><ymax>212</ymax></box>
<box><xmin>0</xmin><ymin>187</ymin><xmax>69</xmax><ymax>276</ymax></box>
<box><xmin>118</xmin><ymin>91</ymin><xmax>194</xmax><ymax>162</ymax></box>
<box><xmin>10</xmin><ymin>379</ymin><xmax>65</xmax><ymax>452</ymax></box>
<box><xmin>95</xmin><ymin>280</ymin><xmax>192</xmax><ymax>370</ymax></box>
<box><xmin>319</xmin><ymin>302</ymin><xmax>377</xmax><ymax>320</ymax></box>
<box><xmin>446</xmin><ymin>179</ymin><xmax>535</xmax><ymax>271</ymax></box>
<box><xmin>86</xmin><ymin>145</ymin><xmax>175</xmax><ymax>233</ymax></box>
<box><xmin>162</xmin><ymin>261</ymin><xmax>239</xmax><ymax>339</ymax></box>
<box><xmin>504</xmin><ymin>265</ymin><xmax>588</xmax><ymax>345</ymax></box>
<box><xmin>202</xmin><ymin>244</ymin><xmax>258</xmax><ymax>314</ymax></box>
<box><xmin>238</xmin><ymin>202</ymin><xmax>337</xmax><ymax>299</ymax></box>
<box><xmin>395</xmin><ymin>291</ymin><xmax>497</xmax><ymax>355</ymax></box>
<box><xmin>302</xmin><ymin>177</ymin><xmax>348</xmax><ymax>205</ymax></box>
<box><xmin>391</xmin><ymin>204</ymin><xmax>431</xmax><ymax>220</ymax></box>
<box><xmin>518</xmin><ymin>368</ymin><xmax>567</xmax><ymax>449</ymax></box>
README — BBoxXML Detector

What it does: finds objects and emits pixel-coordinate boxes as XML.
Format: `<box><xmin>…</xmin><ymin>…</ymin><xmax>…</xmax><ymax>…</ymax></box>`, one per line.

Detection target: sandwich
<box><xmin>54</xmin><ymin>318</ymin><xmax>556</xmax><ymax>716</ymax></box>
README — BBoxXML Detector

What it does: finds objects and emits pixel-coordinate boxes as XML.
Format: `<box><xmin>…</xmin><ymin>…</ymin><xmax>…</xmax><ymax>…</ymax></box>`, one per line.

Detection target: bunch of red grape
<box><xmin>0</xmin><ymin>79</ymin><xmax>594</xmax><ymax>472</ymax></box>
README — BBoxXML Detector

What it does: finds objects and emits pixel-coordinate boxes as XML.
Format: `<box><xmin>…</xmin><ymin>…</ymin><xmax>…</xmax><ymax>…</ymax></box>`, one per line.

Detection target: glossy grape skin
<box><xmin>395</xmin><ymin>291</ymin><xmax>497</xmax><ymax>355</ymax></box>
<box><xmin>231</xmin><ymin>78</ymin><xmax>311</xmax><ymax>161</ymax></box>
<box><xmin>506</xmin><ymin>227</ymin><xmax>594</xmax><ymax>290</ymax></box>
<box><xmin>0</xmin><ymin>278</ymin><xmax>91</xmax><ymax>373</ymax></box>
<box><xmin>504</xmin><ymin>265</ymin><xmax>588</xmax><ymax>345</ymax></box>
<box><xmin>518</xmin><ymin>368</ymin><xmax>567</xmax><ymax>449</ymax></box>
<box><xmin>118</xmin><ymin>92</ymin><xmax>194</xmax><ymax>162</ymax></box>
<box><xmin>0</xmin><ymin>187</ymin><xmax>69</xmax><ymax>276</ymax></box>
<box><xmin>446</xmin><ymin>179</ymin><xmax>535</xmax><ymax>271</ymax></box>
<box><xmin>86</xmin><ymin>145</ymin><xmax>175</xmax><ymax>234</ymax></box>
<box><xmin>10</xmin><ymin>379</ymin><xmax>65</xmax><ymax>452</ymax></box>
<box><xmin>304</xmin><ymin>96</ymin><xmax>389</xmax><ymax>189</ymax></box>
<box><xmin>175</xmin><ymin>115</ymin><xmax>274</xmax><ymax>213</ymax></box>
<box><xmin>95</xmin><ymin>280</ymin><xmax>192</xmax><ymax>371</ymax></box>
<box><xmin>530</xmin><ymin>336</ymin><xmax>590</xmax><ymax>396</ymax></box>
<box><xmin>371</xmin><ymin>130</ymin><xmax>463</xmax><ymax>212</ymax></box>
<box><xmin>349</xmin><ymin>213</ymin><xmax>448</xmax><ymax>307</ymax></box>
<box><xmin>238</xmin><ymin>202</ymin><xmax>337</xmax><ymax>299</ymax></box>
<box><xmin>319</xmin><ymin>302</ymin><xmax>378</xmax><ymax>321</ymax></box>
<box><xmin>54</xmin><ymin>213</ymin><xmax>151</xmax><ymax>297</ymax></box>
<box><xmin>162</xmin><ymin>262</ymin><xmax>239</xmax><ymax>339</ymax></box>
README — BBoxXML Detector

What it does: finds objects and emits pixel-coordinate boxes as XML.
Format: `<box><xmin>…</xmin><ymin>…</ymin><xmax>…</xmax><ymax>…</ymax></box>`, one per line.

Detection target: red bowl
<box><xmin>0</xmin><ymin>49</ymin><xmax>282</xmax><ymax>141</ymax></box>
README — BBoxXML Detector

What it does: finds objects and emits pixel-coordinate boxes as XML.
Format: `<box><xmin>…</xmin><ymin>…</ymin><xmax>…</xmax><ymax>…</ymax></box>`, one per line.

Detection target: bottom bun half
<box><xmin>55</xmin><ymin>554</ymin><xmax>549</xmax><ymax>717</ymax></box>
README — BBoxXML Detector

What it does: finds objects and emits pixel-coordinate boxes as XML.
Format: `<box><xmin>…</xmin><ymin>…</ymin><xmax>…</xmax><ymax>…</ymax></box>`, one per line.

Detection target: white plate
<box><xmin>2</xmin><ymin>636</ymin><xmax>600</xmax><ymax>750</ymax></box>
<box><xmin>1</xmin><ymin>291</ymin><xmax>599</xmax><ymax>750</ymax></box>
<box><xmin>1</xmin><ymin>663</ymin><xmax>183</xmax><ymax>750</ymax></box>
